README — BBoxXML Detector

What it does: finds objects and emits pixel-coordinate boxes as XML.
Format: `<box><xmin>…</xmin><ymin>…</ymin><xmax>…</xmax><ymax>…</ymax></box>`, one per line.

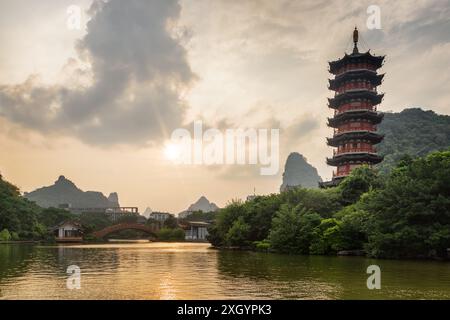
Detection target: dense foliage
<box><xmin>377</xmin><ymin>108</ymin><xmax>450</xmax><ymax>173</ymax></box>
<box><xmin>208</xmin><ymin>150</ymin><xmax>450</xmax><ymax>259</ymax></box>
<box><xmin>181</xmin><ymin>210</ymin><xmax>217</xmax><ymax>222</ymax></box>
<box><xmin>157</xmin><ymin>228</ymin><xmax>185</xmax><ymax>241</ymax></box>
<box><xmin>0</xmin><ymin>174</ymin><xmax>52</xmax><ymax>240</ymax></box>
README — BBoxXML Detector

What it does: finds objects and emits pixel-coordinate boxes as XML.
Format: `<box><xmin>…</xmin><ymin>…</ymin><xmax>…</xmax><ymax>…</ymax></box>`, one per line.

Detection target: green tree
<box><xmin>339</xmin><ymin>166</ymin><xmax>382</xmax><ymax>205</ymax></box>
<box><xmin>0</xmin><ymin>174</ymin><xmax>43</xmax><ymax>239</ymax></box>
<box><xmin>225</xmin><ymin>216</ymin><xmax>250</xmax><ymax>246</ymax></box>
<box><xmin>157</xmin><ymin>228</ymin><xmax>185</xmax><ymax>241</ymax></box>
<box><xmin>281</xmin><ymin>187</ymin><xmax>342</xmax><ymax>218</ymax></box>
<box><xmin>242</xmin><ymin>194</ymin><xmax>283</xmax><ymax>241</ymax></box>
<box><xmin>363</xmin><ymin>150</ymin><xmax>450</xmax><ymax>258</ymax></box>
<box><xmin>163</xmin><ymin>215</ymin><xmax>178</xmax><ymax>229</ymax></box>
<box><xmin>334</xmin><ymin>205</ymin><xmax>370</xmax><ymax>251</ymax></box>
<box><xmin>0</xmin><ymin>229</ymin><xmax>11</xmax><ymax>241</ymax></box>
<box><xmin>38</xmin><ymin>207</ymin><xmax>75</xmax><ymax>228</ymax></box>
<box><xmin>183</xmin><ymin>210</ymin><xmax>216</xmax><ymax>222</ymax></box>
<box><xmin>310</xmin><ymin>218</ymin><xmax>342</xmax><ymax>255</ymax></box>
<box><xmin>79</xmin><ymin>212</ymin><xmax>111</xmax><ymax>234</ymax></box>
<box><xmin>208</xmin><ymin>200</ymin><xmax>246</xmax><ymax>247</ymax></box>
<box><xmin>269</xmin><ymin>205</ymin><xmax>322</xmax><ymax>254</ymax></box>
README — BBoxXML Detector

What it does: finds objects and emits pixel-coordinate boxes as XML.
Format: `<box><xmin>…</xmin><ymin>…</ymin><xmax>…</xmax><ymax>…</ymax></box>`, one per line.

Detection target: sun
<box><xmin>163</xmin><ymin>143</ymin><xmax>181</xmax><ymax>161</ymax></box>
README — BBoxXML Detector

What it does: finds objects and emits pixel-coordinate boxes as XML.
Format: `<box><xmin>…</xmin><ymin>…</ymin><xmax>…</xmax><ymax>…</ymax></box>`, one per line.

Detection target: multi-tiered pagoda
<box><xmin>320</xmin><ymin>28</ymin><xmax>385</xmax><ymax>188</ymax></box>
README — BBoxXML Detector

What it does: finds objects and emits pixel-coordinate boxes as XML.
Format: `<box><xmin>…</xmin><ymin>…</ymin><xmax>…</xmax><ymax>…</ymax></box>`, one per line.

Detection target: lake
<box><xmin>1</xmin><ymin>242</ymin><xmax>449</xmax><ymax>299</ymax></box>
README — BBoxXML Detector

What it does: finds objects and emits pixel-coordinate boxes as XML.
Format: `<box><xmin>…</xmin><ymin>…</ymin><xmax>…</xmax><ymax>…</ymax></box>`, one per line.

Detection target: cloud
<box><xmin>0</xmin><ymin>0</ymin><xmax>195</xmax><ymax>146</ymax></box>
<box><xmin>202</xmin><ymin>112</ymin><xmax>320</xmax><ymax>181</ymax></box>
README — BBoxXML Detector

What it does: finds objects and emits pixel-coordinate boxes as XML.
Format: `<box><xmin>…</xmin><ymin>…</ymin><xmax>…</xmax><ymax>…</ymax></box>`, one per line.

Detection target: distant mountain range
<box><xmin>24</xmin><ymin>175</ymin><xmax>120</xmax><ymax>209</ymax></box>
<box><xmin>21</xmin><ymin>109</ymin><xmax>450</xmax><ymax>213</ymax></box>
<box><xmin>280</xmin><ymin>152</ymin><xmax>323</xmax><ymax>191</ymax></box>
<box><xmin>179</xmin><ymin>196</ymin><xmax>219</xmax><ymax>218</ymax></box>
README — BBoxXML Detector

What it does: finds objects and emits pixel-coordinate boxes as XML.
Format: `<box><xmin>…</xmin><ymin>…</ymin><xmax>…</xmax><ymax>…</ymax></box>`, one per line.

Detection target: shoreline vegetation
<box><xmin>207</xmin><ymin>149</ymin><xmax>450</xmax><ymax>261</ymax></box>
<box><xmin>1</xmin><ymin>149</ymin><xmax>449</xmax><ymax>261</ymax></box>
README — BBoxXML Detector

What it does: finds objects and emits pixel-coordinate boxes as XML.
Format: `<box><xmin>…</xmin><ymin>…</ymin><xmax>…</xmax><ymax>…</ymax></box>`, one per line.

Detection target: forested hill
<box><xmin>0</xmin><ymin>175</ymin><xmax>73</xmax><ymax>240</ymax></box>
<box><xmin>377</xmin><ymin>108</ymin><xmax>450</xmax><ymax>173</ymax></box>
<box><xmin>0</xmin><ymin>174</ymin><xmax>42</xmax><ymax>240</ymax></box>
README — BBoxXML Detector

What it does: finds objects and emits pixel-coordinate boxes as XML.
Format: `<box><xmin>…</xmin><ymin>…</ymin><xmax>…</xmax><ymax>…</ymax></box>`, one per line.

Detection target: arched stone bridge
<box><xmin>92</xmin><ymin>223</ymin><xmax>158</xmax><ymax>239</ymax></box>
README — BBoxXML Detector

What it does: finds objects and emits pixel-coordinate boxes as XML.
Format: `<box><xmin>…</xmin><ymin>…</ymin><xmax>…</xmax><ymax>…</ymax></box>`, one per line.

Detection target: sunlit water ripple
<box><xmin>0</xmin><ymin>242</ymin><xmax>449</xmax><ymax>299</ymax></box>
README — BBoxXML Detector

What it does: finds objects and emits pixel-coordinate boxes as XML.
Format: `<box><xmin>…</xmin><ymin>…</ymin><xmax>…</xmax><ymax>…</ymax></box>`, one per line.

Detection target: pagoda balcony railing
<box><xmin>334</xmin><ymin>126</ymin><xmax>376</xmax><ymax>135</ymax></box>
<box><xmin>334</xmin><ymin>147</ymin><xmax>377</xmax><ymax>156</ymax></box>
<box><xmin>335</xmin><ymin>105</ymin><xmax>377</xmax><ymax>115</ymax></box>
<box><xmin>335</xmin><ymin>65</ymin><xmax>377</xmax><ymax>76</ymax></box>
<box><xmin>335</xmin><ymin>83</ymin><xmax>376</xmax><ymax>94</ymax></box>
<box><xmin>335</xmin><ymin>88</ymin><xmax>377</xmax><ymax>97</ymax></box>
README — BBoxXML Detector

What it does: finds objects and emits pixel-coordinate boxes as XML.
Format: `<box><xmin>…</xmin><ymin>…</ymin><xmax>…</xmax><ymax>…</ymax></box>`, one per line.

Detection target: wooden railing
<box><xmin>335</xmin><ymin>64</ymin><xmax>377</xmax><ymax>76</ymax></box>
<box><xmin>334</xmin><ymin>147</ymin><xmax>376</xmax><ymax>156</ymax></box>
<box><xmin>335</xmin><ymin>126</ymin><xmax>376</xmax><ymax>134</ymax></box>
<box><xmin>335</xmin><ymin>87</ymin><xmax>377</xmax><ymax>96</ymax></box>
<box><xmin>335</xmin><ymin>105</ymin><xmax>376</xmax><ymax>115</ymax></box>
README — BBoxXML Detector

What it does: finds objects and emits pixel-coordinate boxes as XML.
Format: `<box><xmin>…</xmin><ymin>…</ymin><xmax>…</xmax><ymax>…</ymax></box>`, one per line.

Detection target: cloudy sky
<box><xmin>0</xmin><ymin>0</ymin><xmax>449</xmax><ymax>213</ymax></box>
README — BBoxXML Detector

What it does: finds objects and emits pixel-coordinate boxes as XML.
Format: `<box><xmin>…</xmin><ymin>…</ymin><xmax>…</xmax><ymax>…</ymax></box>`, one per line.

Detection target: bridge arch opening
<box><xmin>92</xmin><ymin>223</ymin><xmax>158</xmax><ymax>239</ymax></box>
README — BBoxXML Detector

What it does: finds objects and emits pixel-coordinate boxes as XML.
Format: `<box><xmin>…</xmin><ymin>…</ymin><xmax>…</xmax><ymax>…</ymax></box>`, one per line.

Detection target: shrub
<box><xmin>0</xmin><ymin>229</ymin><xmax>12</xmax><ymax>241</ymax></box>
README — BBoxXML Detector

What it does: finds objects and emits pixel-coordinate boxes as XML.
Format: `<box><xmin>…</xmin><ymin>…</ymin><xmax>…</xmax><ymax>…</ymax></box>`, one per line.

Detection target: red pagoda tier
<box><xmin>320</xmin><ymin>27</ymin><xmax>385</xmax><ymax>188</ymax></box>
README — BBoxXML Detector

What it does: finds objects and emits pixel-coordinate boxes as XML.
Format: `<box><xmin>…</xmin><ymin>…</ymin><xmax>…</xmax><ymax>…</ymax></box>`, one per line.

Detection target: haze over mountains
<box><xmin>24</xmin><ymin>175</ymin><xmax>120</xmax><ymax>209</ymax></box>
<box><xmin>178</xmin><ymin>196</ymin><xmax>219</xmax><ymax>217</ymax></box>
<box><xmin>21</xmin><ymin>108</ymin><xmax>450</xmax><ymax>213</ymax></box>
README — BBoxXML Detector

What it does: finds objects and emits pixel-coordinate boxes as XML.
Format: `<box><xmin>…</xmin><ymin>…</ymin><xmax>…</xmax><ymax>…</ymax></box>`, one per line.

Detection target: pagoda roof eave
<box><xmin>328</xmin><ymin>92</ymin><xmax>384</xmax><ymax>108</ymax></box>
<box><xmin>327</xmin><ymin>111</ymin><xmax>384</xmax><ymax>127</ymax></box>
<box><xmin>327</xmin><ymin>131</ymin><xmax>384</xmax><ymax>147</ymax></box>
<box><xmin>329</xmin><ymin>73</ymin><xmax>385</xmax><ymax>90</ymax></box>
<box><xmin>329</xmin><ymin>50</ymin><xmax>385</xmax><ymax>65</ymax></box>
<box><xmin>319</xmin><ymin>178</ymin><xmax>344</xmax><ymax>188</ymax></box>
<box><xmin>326</xmin><ymin>153</ymin><xmax>384</xmax><ymax>166</ymax></box>
<box><xmin>329</xmin><ymin>51</ymin><xmax>385</xmax><ymax>73</ymax></box>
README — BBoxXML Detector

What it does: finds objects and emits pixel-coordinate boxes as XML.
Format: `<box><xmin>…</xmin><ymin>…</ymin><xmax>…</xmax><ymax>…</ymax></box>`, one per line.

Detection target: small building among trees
<box><xmin>52</xmin><ymin>221</ymin><xmax>83</xmax><ymax>242</ymax></box>
<box><xmin>183</xmin><ymin>221</ymin><xmax>210</xmax><ymax>241</ymax></box>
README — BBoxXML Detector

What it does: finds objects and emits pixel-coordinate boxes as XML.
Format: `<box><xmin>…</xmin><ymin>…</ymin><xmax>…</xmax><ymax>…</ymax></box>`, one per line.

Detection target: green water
<box><xmin>0</xmin><ymin>242</ymin><xmax>449</xmax><ymax>299</ymax></box>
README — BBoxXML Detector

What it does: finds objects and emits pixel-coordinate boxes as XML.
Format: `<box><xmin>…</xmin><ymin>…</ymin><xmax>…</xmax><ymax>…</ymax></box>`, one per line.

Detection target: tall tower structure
<box><xmin>320</xmin><ymin>27</ymin><xmax>385</xmax><ymax>187</ymax></box>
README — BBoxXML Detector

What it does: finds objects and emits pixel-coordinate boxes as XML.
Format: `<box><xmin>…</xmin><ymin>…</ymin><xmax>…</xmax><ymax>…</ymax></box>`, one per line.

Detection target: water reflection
<box><xmin>0</xmin><ymin>243</ymin><xmax>449</xmax><ymax>299</ymax></box>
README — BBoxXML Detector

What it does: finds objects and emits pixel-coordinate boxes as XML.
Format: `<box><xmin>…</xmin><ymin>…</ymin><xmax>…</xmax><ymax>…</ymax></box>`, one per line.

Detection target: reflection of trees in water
<box><xmin>0</xmin><ymin>244</ymin><xmax>122</xmax><ymax>283</ymax></box>
<box><xmin>216</xmin><ymin>250</ymin><xmax>378</xmax><ymax>299</ymax></box>
<box><xmin>216</xmin><ymin>251</ymin><xmax>450</xmax><ymax>299</ymax></box>
<box><xmin>52</xmin><ymin>246</ymin><xmax>121</xmax><ymax>276</ymax></box>
<box><xmin>0</xmin><ymin>245</ymin><xmax>35</xmax><ymax>280</ymax></box>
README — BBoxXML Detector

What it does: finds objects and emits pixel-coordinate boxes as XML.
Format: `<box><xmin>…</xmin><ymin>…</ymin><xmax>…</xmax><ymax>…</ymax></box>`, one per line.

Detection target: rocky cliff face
<box><xmin>142</xmin><ymin>207</ymin><xmax>153</xmax><ymax>219</ymax></box>
<box><xmin>280</xmin><ymin>153</ymin><xmax>322</xmax><ymax>191</ymax></box>
<box><xmin>24</xmin><ymin>176</ymin><xmax>120</xmax><ymax>209</ymax></box>
<box><xmin>107</xmin><ymin>192</ymin><xmax>120</xmax><ymax>207</ymax></box>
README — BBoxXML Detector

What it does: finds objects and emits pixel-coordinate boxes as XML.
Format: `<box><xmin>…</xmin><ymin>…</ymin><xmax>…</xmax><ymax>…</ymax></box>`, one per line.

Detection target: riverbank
<box><xmin>1</xmin><ymin>239</ymin><xmax>209</xmax><ymax>245</ymax></box>
<box><xmin>212</xmin><ymin>245</ymin><xmax>450</xmax><ymax>262</ymax></box>
<box><xmin>0</xmin><ymin>240</ymin><xmax>42</xmax><ymax>244</ymax></box>
<box><xmin>207</xmin><ymin>151</ymin><xmax>450</xmax><ymax>260</ymax></box>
